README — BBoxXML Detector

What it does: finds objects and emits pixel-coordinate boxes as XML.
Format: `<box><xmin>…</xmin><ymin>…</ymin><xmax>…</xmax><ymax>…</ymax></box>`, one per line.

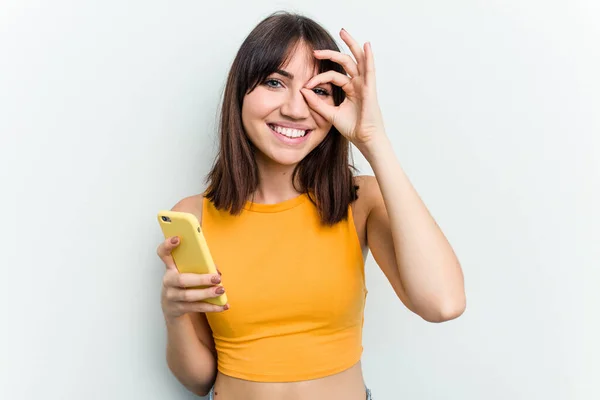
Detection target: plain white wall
<box><xmin>1</xmin><ymin>0</ymin><xmax>598</xmax><ymax>399</ymax></box>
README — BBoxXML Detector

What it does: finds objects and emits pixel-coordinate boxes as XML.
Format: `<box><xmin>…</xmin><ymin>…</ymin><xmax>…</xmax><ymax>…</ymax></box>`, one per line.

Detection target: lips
<box><xmin>267</xmin><ymin>123</ymin><xmax>312</xmax><ymax>144</ymax></box>
<box><xmin>268</xmin><ymin>123</ymin><xmax>310</xmax><ymax>138</ymax></box>
<box><xmin>268</xmin><ymin>122</ymin><xmax>312</xmax><ymax>131</ymax></box>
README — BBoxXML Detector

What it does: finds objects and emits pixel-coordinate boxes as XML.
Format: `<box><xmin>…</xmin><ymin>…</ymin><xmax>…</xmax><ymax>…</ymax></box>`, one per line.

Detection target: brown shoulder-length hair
<box><xmin>204</xmin><ymin>11</ymin><xmax>358</xmax><ymax>226</ymax></box>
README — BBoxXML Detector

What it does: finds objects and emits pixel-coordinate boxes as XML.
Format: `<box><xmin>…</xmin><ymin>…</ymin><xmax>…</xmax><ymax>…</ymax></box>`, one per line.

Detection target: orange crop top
<box><xmin>202</xmin><ymin>193</ymin><xmax>367</xmax><ymax>382</ymax></box>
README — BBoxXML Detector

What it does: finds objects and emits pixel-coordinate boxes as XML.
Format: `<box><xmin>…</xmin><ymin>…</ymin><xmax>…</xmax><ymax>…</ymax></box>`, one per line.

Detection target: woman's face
<box><xmin>241</xmin><ymin>42</ymin><xmax>335</xmax><ymax>167</ymax></box>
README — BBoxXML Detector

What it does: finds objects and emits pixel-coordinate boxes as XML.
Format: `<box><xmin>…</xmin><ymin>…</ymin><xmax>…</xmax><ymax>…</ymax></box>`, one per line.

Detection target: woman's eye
<box><xmin>265</xmin><ymin>79</ymin><xmax>282</xmax><ymax>88</ymax></box>
<box><xmin>313</xmin><ymin>88</ymin><xmax>330</xmax><ymax>96</ymax></box>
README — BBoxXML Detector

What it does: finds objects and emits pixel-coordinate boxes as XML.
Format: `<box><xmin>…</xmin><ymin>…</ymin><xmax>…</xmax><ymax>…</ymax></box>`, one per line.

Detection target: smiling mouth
<box><xmin>268</xmin><ymin>124</ymin><xmax>312</xmax><ymax>139</ymax></box>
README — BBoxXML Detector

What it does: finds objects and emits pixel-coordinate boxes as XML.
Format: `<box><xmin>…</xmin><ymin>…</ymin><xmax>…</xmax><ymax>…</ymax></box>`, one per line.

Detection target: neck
<box><xmin>253</xmin><ymin>156</ymin><xmax>302</xmax><ymax>204</ymax></box>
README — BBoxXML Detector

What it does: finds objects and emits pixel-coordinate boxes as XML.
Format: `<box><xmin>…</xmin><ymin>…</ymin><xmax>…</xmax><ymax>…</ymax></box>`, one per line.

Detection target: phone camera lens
<box><xmin>161</xmin><ymin>216</ymin><xmax>167</xmax><ymax>222</ymax></box>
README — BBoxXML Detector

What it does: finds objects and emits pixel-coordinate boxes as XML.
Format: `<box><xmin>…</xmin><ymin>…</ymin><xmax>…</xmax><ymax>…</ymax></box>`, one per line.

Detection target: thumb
<box><xmin>301</xmin><ymin>88</ymin><xmax>336</xmax><ymax>123</ymax></box>
<box><xmin>158</xmin><ymin>236</ymin><xmax>180</xmax><ymax>270</ymax></box>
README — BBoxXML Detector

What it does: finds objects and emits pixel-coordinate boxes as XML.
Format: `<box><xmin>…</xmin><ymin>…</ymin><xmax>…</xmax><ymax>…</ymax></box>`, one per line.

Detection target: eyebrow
<box><xmin>275</xmin><ymin>69</ymin><xmax>294</xmax><ymax>79</ymax></box>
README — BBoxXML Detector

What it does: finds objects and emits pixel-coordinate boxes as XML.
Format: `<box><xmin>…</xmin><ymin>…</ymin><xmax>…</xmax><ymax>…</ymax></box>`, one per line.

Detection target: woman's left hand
<box><xmin>301</xmin><ymin>28</ymin><xmax>386</xmax><ymax>149</ymax></box>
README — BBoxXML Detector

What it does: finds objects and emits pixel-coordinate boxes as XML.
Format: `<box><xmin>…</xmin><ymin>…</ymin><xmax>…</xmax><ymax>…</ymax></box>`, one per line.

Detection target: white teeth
<box><xmin>270</xmin><ymin>124</ymin><xmax>307</xmax><ymax>138</ymax></box>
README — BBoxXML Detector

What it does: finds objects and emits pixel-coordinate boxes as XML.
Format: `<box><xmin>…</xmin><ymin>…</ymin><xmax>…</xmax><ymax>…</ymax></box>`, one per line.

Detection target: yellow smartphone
<box><xmin>157</xmin><ymin>210</ymin><xmax>227</xmax><ymax>306</ymax></box>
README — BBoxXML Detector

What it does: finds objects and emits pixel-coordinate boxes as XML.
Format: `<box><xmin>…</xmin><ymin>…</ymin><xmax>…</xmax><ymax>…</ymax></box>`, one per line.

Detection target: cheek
<box><xmin>242</xmin><ymin>95</ymin><xmax>267</xmax><ymax>139</ymax></box>
<box><xmin>242</xmin><ymin>90</ymin><xmax>280</xmax><ymax>120</ymax></box>
<box><xmin>310</xmin><ymin>107</ymin><xmax>333</xmax><ymax>132</ymax></box>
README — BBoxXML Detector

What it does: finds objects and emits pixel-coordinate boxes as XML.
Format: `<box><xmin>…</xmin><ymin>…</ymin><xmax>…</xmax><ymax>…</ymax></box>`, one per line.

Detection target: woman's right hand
<box><xmin>157</xmin><ymin>236</ymin><xmax>229</xmax><ymax>323</ymax></box>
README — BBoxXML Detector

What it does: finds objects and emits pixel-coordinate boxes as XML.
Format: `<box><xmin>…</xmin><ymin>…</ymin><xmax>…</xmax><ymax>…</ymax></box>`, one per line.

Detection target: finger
<box><xmin>339</xmin><ymin>28</ymin><xmax>366</xmax><ymax>77</ymax></box>
<box><xmin>364</xmin><ymin>42</ymin><xmax>376</xmax><ymax>89</ymax></box>
<box><xmin>312</xmin><ymin>50</ymin><xmax>358</xmax><ymax>77</ymax></box>
<box><xmin>300</xmin><ymin>88</ymin><xmax>337</xmax><ymax>123</ymax></box>
<box><xmin>305</xmin><ymin>71</ymin><xmax>352</xmax><ymax>92</ymax></box>
<box><xmin>157</xmin><ymin>236</ymin><xmax>180</xmax><ymax>270</ymax></box>
<box><xmin>167</xmin><ymin>285</ymin><xmax>226</xmax><ymax>302</ymax></box>
<box><xmin>164</xmin><ymin>271</ymin><xmax>222</xmax><ymax>288</ymax></box>
<box><xmin>188</xmin><ymin>302</ymin><xmax>230</xmax><ymax>313</ymax></box>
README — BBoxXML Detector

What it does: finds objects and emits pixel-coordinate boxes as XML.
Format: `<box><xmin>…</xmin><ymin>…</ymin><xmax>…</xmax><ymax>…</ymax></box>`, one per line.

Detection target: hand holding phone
<box><xmin>157</xmin><ymin>236</ymin><xmax>229</xmax><ymax>321</ymax></box>
<box><xmin>157</xmin><ymin>210</ymin><xmax>229</xmax><ymax>320</ymax></box>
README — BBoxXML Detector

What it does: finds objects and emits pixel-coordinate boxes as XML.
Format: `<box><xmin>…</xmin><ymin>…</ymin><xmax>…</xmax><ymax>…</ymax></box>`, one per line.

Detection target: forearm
<box><xmin>359</xmin><ymin>135</ymin><xmax>466</xmax><ymax>321</ymax></box>
<box><xmin>165</xmin><ymin>315</ymin><xmax>217</xmax><ymax>396</ymax></box>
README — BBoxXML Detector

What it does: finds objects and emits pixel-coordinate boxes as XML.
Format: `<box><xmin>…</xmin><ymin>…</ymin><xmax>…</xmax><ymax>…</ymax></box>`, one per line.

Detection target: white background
<box><xmin>1</xmin><ymin>1</ymin><xmax>598</xmax><ymax>399</ymax></box>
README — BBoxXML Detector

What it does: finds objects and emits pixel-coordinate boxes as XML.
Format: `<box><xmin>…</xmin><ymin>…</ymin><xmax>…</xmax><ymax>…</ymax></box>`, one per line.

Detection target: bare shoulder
<box><xmin>351</xmin><ymin>175</ymin><xmax>383</xmax><ymax>251</ymax></box>
<box><xmin>171</xmin><ymin>194</ymin><xmax>205</xmax><ymax>224</ymax></box>
<box><xmin>353</xmin><ymin>175</ymin><xmax>383</xmax><ymax>214</ymax></box>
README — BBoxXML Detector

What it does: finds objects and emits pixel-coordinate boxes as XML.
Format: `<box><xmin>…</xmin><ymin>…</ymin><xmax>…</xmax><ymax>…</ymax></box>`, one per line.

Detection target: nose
<box><xmin>280</xmin><ymin>88</ymin><xmax>310</xmax><ymax>120</ymax></box>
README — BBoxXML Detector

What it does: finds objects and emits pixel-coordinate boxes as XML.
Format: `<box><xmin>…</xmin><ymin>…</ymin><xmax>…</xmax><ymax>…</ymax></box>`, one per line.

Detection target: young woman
<box><xmin>156</xmin><ymin>11</ymin><xmax>465</xmax><ymax>400</ymax></box>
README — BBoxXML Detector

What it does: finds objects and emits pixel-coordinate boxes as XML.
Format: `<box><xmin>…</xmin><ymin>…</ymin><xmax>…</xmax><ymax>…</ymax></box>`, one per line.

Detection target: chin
<box><xmin>266</xmin><ymin>151</ymin><xmax>307</xmax><ymax>167</ymax></box>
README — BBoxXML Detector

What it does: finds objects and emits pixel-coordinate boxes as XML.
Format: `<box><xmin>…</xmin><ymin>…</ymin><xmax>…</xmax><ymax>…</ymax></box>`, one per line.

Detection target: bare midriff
<box><xmin>211</xmin><ymin>361</ymin><xmax>367</xmax><ymax>400</ymax></box>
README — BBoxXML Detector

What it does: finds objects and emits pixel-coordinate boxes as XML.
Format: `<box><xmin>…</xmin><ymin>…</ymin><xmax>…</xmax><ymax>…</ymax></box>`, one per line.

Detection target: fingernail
<box><xmin>170</xmin><ymin>237</ymin><xmax>179</xmax><ymax>244</ymax></box>
<box><xmin>215</xmin><ymin>286</ymin><xmax>225</xmax><ymax>294</ymax></box>
<box><xmin>341</xmin><ymin>28</ymin><xmax>346</xmax><ymax>33</ymax></box>
<box><xmin>223</xmin><ymin>304</ymin><xmax>230</xmax><ymax>310</ymax></box>
<box><xmin>211</xmin><ymin>275</ymin><xmax>221</xmax><ymax>284</ymax></box>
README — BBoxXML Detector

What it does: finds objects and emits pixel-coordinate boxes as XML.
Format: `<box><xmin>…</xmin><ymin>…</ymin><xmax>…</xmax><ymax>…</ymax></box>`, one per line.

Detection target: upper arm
<box><xmin>171</xmin><ymin>194</ymin><xmax>216</xmax><ymax>354</ymax></box>
<box><xmin>361</xmin><ymin>176</ymin><xmax>416</xmax><ymax>313</ymax></box>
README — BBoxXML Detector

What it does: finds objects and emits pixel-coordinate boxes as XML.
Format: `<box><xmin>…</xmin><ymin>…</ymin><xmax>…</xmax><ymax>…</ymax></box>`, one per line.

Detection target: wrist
<box><xmin>355</xmin><ymin>134</ymin><xmax>393</xmax><ymax>165</ymax></box>
<box><xmin>165</xmin><ymin>313</ymin><xmax>190</xmax><ymax>328</ymax></box>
